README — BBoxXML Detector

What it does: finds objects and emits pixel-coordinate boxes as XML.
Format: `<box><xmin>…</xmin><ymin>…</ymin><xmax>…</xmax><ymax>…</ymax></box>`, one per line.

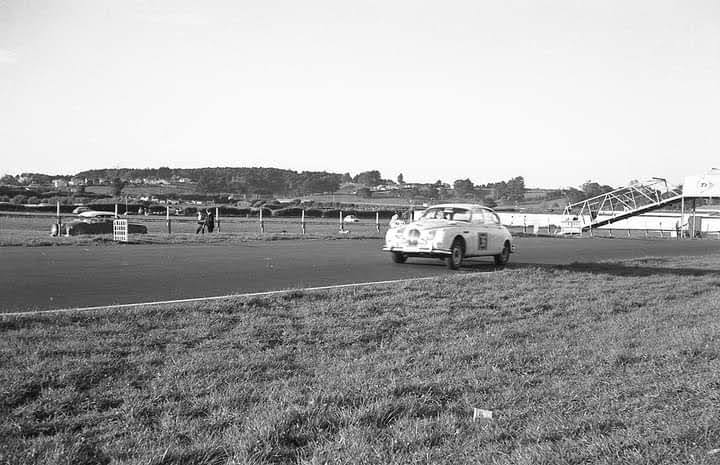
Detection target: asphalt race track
<box><xmin>2</xmin><ymin>237</ymin><xmax>720</xmax><ymax>313</ymax></box>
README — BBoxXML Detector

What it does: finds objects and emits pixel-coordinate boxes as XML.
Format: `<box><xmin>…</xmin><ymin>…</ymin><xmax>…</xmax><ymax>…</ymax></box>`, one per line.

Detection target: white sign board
<box><xmin>683</xmin><ymin>175</ymin><xmax>720</xmax><ymax>197</ymax></box>
<box><xmin>113</xmin><ymin>219</ymin><xmax>128</xmax><ymax>242</ymax></box>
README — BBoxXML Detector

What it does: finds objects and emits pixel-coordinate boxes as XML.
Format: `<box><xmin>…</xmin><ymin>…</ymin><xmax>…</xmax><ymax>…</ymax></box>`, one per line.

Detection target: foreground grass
<box><xmin>1</xmin><ymin>256</ymin><xmax>720</xmax><ymax>464</ymax></box>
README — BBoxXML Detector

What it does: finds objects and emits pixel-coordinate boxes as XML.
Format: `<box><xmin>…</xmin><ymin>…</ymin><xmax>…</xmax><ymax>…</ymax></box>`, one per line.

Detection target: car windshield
<box><xmin>420</xmin><ymin>207</ymin><xmax>471</xmax><ymax>222</ymax></box>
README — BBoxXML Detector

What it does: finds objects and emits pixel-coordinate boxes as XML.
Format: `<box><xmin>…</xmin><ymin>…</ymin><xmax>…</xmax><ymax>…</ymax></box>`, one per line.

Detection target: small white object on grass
<box><xmin>473</xmin><ymin>408</ymin><xmax>493</xmax><ymax>421</ymax></box>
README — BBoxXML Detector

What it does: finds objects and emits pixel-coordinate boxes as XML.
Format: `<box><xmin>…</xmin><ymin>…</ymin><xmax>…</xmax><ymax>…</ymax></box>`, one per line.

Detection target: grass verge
<box><xmin>2</xmin><ymin>256</ymin><xmax>720</xmax><ymax>464</ymax></box>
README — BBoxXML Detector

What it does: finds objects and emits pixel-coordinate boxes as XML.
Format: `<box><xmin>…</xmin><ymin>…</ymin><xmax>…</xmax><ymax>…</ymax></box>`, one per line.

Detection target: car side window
<box><xmin>487</xmin><ymin>212</ymin><xmax>501</xmax><ymax>225</ymax></box>
<box><xmin>471</xmin><ymin>209</ymin><xmax>485</xmax><ymax>224</ymax></box>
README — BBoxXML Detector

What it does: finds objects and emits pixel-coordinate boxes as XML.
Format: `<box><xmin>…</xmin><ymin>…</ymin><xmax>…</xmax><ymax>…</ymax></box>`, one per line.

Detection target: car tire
<box><xmin>494</xmin><ymin>241</ymin><xmax>511</xmax><ymax>266</ymax></box>
<box><xmin>446</xmin><ymin>238</ymin><xmax>464</xmax><ymax>270</ymax></box>
<box><xmin>391</xmin><ymin>252</ymin><xmax>407</xmax><ymax>264</ymax></box>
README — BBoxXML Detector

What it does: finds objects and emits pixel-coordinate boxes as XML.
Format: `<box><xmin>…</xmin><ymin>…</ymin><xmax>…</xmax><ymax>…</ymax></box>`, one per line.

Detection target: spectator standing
<box><xmin>206</xmin><ymin>209</ymin><xmax>215</xmax><ymax>233</ymax></box>
<box><xmin>196</xmin><ymin>210</ymin><xmax>207</xmax><ymax>234</ymax></box>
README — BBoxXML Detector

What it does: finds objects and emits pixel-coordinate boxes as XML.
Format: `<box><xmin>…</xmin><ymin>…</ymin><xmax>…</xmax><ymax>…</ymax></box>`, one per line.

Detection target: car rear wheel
<box><xmin>446</xmin><ymin>238</ymin><xmax>464</xmax><ymax>269</ymax></box>
<box><xmin>494</xmin><ymin>241</ymin><xmax>511</xmax><ymax>266</ymax></box>
<box><xmin>391</xmin><ymin>252</ymin><xmax>407</xmax><ymax>263</ymax></box>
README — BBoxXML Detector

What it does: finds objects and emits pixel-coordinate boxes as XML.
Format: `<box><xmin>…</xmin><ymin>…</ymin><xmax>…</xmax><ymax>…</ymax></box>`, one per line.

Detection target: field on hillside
<box><xmin>2</xmin><ymin>255</ymin><xmax>719</xmax><ymax>464</ymax></box>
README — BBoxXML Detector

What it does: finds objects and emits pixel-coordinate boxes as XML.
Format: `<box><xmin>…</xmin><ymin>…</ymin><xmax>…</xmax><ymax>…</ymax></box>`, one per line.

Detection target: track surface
<box><xmin>2</xmin><ymin>237</ymin><xmax>719</xmax><ymax>313</ymax></box>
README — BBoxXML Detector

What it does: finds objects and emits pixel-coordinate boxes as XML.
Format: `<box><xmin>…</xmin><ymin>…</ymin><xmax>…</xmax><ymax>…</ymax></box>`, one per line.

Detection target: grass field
<box><xmin>2</xmin><ymin>255</ymin><xmax>719</xmax><ymax>464</ymax></box>
<box><xmin>0</xmin><ymin>214</ymin><xmax>385</xmax><ymax>246</ymax></box>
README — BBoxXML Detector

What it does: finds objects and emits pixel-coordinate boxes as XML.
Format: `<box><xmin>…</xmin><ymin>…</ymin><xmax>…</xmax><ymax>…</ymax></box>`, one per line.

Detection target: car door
<box><xmin>468</xmin><ymin>208</ymin><xmax>490</xmax><ymax>256</ymax></box>
<box><xmin>483</xmin><ymin>210</ymin><xmax>506</xmax><ymax>254</ymax></box>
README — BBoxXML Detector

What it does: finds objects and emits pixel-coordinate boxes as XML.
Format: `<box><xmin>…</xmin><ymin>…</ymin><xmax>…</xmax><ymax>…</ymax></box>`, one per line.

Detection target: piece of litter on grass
<box><xmin>473</xmin><ymin>408</ymin><xmax>493</xmax><ymax>421</ymax></box>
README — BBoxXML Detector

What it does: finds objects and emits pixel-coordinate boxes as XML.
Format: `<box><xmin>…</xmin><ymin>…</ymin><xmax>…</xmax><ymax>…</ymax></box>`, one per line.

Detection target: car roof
<box><xmin>425</xmin><ymin>203</ymin><xmax>496</xmax><ymax>212</ymax></box>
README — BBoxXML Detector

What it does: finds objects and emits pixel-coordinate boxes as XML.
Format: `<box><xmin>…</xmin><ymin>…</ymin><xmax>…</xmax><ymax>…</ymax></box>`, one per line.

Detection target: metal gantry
<box><xmin>563</xmin><ymin>178</ymin><xmax>683</xmax><ymax>231</ymax></box>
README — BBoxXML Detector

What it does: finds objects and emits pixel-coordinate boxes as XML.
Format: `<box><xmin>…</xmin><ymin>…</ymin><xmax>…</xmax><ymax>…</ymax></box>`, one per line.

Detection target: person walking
<box><xmin>196</xmin><ymin>209</ymin><xmax>207</xmax><ymax>234</ymax></box>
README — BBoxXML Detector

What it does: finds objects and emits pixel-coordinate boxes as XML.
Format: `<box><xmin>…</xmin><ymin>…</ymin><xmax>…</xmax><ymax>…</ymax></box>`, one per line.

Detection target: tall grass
<box><xmin>2</xmin><ymin>255</ymin><xmax>719</xmax><ymax>464</ymax></box>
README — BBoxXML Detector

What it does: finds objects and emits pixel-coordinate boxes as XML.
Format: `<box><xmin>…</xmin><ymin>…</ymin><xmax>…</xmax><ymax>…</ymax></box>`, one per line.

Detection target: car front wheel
<box><xmin>494</xmin><ymin>241</ymin><xmax>511</xmax><ymax>266</ymax></box>
<box><xmin>391</xmin><ymin>252</ymin><xmax>407</xmax><ymax>263</ymax></box>
<box><xmin>446</xmin><ymin>238</ymin><xmax>464</xmax><ymax>269</ymax></box>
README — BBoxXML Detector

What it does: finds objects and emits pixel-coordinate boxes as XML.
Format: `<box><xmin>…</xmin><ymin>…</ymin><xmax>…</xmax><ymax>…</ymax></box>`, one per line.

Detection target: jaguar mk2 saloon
<box><xmin>383</xmin><ymin>204</ymin><xmax>515</xmax><ymax>269</ymax></box>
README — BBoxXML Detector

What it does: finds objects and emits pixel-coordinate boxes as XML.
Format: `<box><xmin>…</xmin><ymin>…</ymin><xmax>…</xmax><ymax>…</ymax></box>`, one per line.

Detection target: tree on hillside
<box><xmin>354</xmin><ymin>170</ymin><xmax>383</xmax><ymax>187</ymax></box>
<box><xmin>397</xmin><ymin>173</ymin><xmax>404</xmax><ymax>185</ymax></box>
<box><xmin>111</xmin><ymin>177</ymin><xmax>127</xmax><ymax>197</ymax></box>
<box><xmin>157</xmin><ymin>166</ymin><xmax>172</xmax><ymax>180</ymax></box>
<box><xmin>581</xmin><ymin>180</ymin><xmax>614</xmax><ymax>198</ymax></box>
<box><xmin>453</xmin><ymin>178</ymin><xmax>475</xmax><ymax>198</ymax></box>
<box><xmin>341</xmin><ymin>173</ymin><xmax>353</xmax><ymax>184</ymax></box>
<box><xmin>300</xmin><ymin>172</ymin><xmax>341</xmax><ymax>194</ymax></box>
<box><xmin>0</xmin><ymin>175</ymin><xmax>18</xmax><ymax>185</ymax></box>
<box><xmin>197</xmin><ymin>171</ymin><xmax>227</xmax><ymax>193</ymax></box>
<box><xmin>505</xmin><ymin>176</ymin><xmax>526</xmax><ymax>201</ymax></box>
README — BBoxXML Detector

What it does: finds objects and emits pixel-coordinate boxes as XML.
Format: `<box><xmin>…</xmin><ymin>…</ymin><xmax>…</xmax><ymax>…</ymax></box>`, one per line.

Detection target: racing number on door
<box><xmin>477</xmin><ymin>232</ymin><xmax>488</xmax><ymax>250</ymax></box>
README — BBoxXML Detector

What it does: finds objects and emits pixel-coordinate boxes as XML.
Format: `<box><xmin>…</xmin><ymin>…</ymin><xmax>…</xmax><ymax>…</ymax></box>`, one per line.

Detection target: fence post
<box><xmin>166</xmin><ymin>205</ymin><xmax>171</xmax><ymax>234</ymax></box>
<box><xmin>260</xmin><ymin>208</ymin><xmax>264</xmax><ymax>233</ymax></box>
<box><xmin>216</xmin><ymin>207</ymin><xmax>220</xmax><ymax>232</ymax></box>
<box><xmin>56</xmin><ymin>201</ymin><xmax>62</xmax><ymax>235</ymax></box>
<box><xmin>114</xmin><ymin>203</ymin><xmax>118</xmax><ymax>218</ymax></box>
<box><xmin>301</xmin><ymin>210</ymin><xmax>306</xmax><ymax>234</ymax></box>
<box><xmin>376</xmin><ymin>212</ymin><xmax>380</xmax><ymax>233</ymax></box>
<box><xmin>339</xmin><ymin>210</ymin><xmax>344</xmax><ymax>231</ymax></box>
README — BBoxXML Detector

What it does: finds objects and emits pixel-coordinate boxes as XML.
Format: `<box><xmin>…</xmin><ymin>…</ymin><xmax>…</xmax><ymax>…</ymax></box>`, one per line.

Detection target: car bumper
<box><xmin>383</xmin><ymin>246</ymin><xmax>452</xmax><ymax>256</ymax></box>
<box><xmin>384</xmin><ymin>243</ymin><xmax>517</xmax><ymax>255</ymax></box>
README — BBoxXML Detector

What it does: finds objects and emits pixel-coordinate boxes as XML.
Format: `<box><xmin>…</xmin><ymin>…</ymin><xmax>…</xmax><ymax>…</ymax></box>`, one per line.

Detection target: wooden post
<box><xmin>339</xmin><ymin>210</ymin><xmax>344</xmax><ymax>231</ymax></box>
<box><xmin>56</xmin><ymin>201</ymin><xmax>62</xmax><ymax>233</ymax></box>
<box><xmin>216</xmin><ymin>207</ymin><xmax>220</xmax><ymax>232</ymax></box>
<box><xmin>692</xmin><ymin>199</ymin><xmax>697</xmax><ymax>239</ymax></box>
<box><xmin>260</xmin><ymin>208</ymin><xmax>264</xmax><ymax>233</ymax></box>
<box><xmin>114</xmin><ymin>203</ymin><xmax>118</xmax><ymax>218</ymax></box>
<box><xmin>680</xmin><ymin>196</ymin><xmax>685</xmax><ymax>238</ymax></box>
<box><xmin>166</xmin><ymin>205</ymin><xmax>171</xmax><ymax>234</ymax></box>
<box><xmin>376</xmin><ymin>211</ymin><xmax>380</xmax><ymax>233</ymax></box>
<box><xmin>301</xmin><ymin>209</ymin><xmax>306</xmax><ymax>234</ymax></box>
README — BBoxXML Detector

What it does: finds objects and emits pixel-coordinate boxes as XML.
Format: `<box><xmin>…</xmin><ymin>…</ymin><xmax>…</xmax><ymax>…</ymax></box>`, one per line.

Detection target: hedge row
<box><xmin>0</xmin><ymin>202</ymin><xmax>403</xmax><ymax>220</ymax></box>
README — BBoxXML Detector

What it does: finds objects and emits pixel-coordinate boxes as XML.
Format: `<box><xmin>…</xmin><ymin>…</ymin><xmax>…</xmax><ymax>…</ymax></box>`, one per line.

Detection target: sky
<box><xmin>1</xmin><ymin>0</ymin><xmax>719</xmax><ymax>188</ymax></box>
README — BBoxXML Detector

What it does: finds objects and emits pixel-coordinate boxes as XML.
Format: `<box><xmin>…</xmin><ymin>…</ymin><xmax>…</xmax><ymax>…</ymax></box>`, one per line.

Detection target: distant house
<box><xmin>52</xmin><ymin>179</ymin><xmax>68</xmax><ymax>188</ymax></box>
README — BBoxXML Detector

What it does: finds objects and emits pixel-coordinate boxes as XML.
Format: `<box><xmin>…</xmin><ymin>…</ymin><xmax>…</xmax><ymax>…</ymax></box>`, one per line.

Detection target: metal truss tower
<box><xmin>563</xmin><ymin>178</ymin><xmax>683</xmax><ymax>231</ymax></box>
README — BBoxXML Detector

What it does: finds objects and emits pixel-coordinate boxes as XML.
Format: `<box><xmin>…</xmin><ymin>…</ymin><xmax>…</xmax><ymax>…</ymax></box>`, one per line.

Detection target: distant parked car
<box><xmin>383</xmin><ymin>203</ymin><xmax>515</xmax><ymax>269</ymax></box>
<box><xmin>51</xmin><ymin>215</ymin><xmax>148</xmax><ymax>236</ymax></box>
<box><xmin>72</xmin><ymin>206</ymin><xmax>91</xmax><ymax>214</ymax></box>
<box><xmin>343</xmin><ymin>215</ymin><xmax>360</xmax><ymax>223</ymax></box>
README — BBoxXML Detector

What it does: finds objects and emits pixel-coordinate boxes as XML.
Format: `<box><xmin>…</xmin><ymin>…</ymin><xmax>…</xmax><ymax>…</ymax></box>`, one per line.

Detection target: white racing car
<box><xmin>383</xmin><ymin>203</ymin><xmax>516</xmax><ymax>269</ymax></box>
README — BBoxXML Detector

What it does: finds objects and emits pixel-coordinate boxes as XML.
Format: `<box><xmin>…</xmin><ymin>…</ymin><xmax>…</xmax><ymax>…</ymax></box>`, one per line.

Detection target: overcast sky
<box><xmin>1</xmin><ymin>0</ymin><xmax>718</xmax><ymax>188</ymax></box>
